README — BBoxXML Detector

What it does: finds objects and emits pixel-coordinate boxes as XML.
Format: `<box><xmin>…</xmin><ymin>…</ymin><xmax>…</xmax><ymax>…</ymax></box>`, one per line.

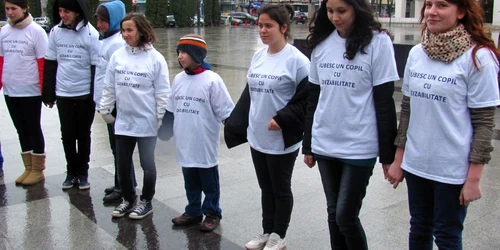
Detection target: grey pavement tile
<box><xmin>0</xmin><ymin>196</ymin><xmax>125</xmax><ymax>250</ymax></box>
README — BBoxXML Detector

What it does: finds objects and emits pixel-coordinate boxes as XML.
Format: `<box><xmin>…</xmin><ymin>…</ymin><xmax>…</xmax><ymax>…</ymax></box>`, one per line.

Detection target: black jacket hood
<box><xmin>52</xmin><ymin>0</ymin><xmax>89</xmax><ymax>27</ymax></box>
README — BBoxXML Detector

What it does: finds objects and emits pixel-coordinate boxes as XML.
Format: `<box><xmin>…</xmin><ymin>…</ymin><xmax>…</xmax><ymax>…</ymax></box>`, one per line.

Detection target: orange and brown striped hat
<box><xmin>177</xmin><ymin>34</ymin><xmax>207</xmax><ymax>64</ymax></box>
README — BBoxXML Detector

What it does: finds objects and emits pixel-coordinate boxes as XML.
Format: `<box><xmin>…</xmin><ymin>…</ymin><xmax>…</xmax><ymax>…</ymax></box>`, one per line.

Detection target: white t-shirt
<box><xmin>166</xmin><ymin>70</ymin><xmax>234</xmax><ymax>168</ymax></box>
<box><xmin>101</xmin><ymin>45</ymin><xmax>171</xmax><ymax>137</ymax></box>
<box><xmin>246</xmin><ymin>43</ymin><xmax>310</xmax><ymax>155</ymax></box>
<box><xmin>309</xmin><ymin>30</ymin><xmax>400</xmax><ymax>159</ymax></box>
<box><xmin>0</xmin><ymin>22</ymin><xmax>48</xmax><ymax>97</ymax></box>
<box><xmin>402</xmin><ymin>45</ymin><xmax>500</xmax><ymax>184</ymax></box>
<box><xmin>94</xmin><ymin>32</ymin><xmax>124</xmax><ymax>109</ymax></box>
<box><xmin>45</xmin><ymin>22</ymin><xmax>100</xmax><ymax>97</ymax></box>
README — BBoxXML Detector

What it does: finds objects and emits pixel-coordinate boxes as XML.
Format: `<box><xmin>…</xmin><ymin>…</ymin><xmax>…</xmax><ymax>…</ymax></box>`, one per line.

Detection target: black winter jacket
<box><xmin>224</xmin><ymin>77</ymin><xmax>309</xmax><ymax>149</ymax></box>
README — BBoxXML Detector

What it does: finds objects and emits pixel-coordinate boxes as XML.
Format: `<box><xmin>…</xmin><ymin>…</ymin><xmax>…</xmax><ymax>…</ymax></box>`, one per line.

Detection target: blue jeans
<box><xmin>115</xmin><ymin>135</ymin><xmax>157</xmax><ymax>202</ymax></box>
<box><xmin>0</xmin><ymin>140</ymin><xmax>3</xmax><ymax>169</ymax></box>
<box><xmin>404</xmin><ymin>171</ymin><xmax>467</xmax><ymax>250</ymax></box>
<box><xmin>317</xmin><ymin>158</ymin><xmax>374</xmax><ymax>250</ymax></box>
<box><xmin>182</xmin><ymin>166</ymin><xmax>222</xmax><ymax>218</ymax></box>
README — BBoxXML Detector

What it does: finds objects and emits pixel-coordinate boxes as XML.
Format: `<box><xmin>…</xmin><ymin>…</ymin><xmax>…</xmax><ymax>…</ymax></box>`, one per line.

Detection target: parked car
<box><xmin>33</xmin><ymin>16</ymin><xmax>50</xmax><ymax>26</ymax></box>
<box><xmin>165</xmin><ymin>15</ymin><xmax>176</xmax><ymax>27</ymax></box>
<box><xmin>220</xmin><ymin>14</ymin><xmax>243</xmax><ymax>26</ymax></box>
<box><xmin>228</xmin><ymin>12</ymin><xmax>257</xmax><ymax>25</ymax></box>
<box><xmin>293</xmin><ymin>12</ymin><xmax>308</xmax><ymax>24</ymax></box>
<box><xmin>191</xmin><ymin>15</ymin><xmax>204</xmax><ymax>26</ymax></box>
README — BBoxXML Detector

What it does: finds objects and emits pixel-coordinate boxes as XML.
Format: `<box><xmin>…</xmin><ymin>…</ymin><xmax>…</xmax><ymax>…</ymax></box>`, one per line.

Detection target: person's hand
<box><xmin>44</xmin><ymin>102</ymin><xmax>55</xmax><ymax>108</ymax></box>
<box><xmin>268</xmin><ymin>119</ymin><xmax>281</xmax><ymax>131</ymax></box>
<box><xmin>460</xmin><ymin>179</ymin><xmax>482</xmax><ymax>206</ymax></box>
<box><xmin>387</xmin><ymin>162</ymin><xmax>404</xmax><ymax>188</ymax></box>
<box><xmin>382</xmin><ymin>164</ymin><xmax>390</xmax><ymax>179</ymax></box>
<box><xmin>304</xmin><ymin>154</ymin><xmax>316</xmax><ymax>168</ymax></box>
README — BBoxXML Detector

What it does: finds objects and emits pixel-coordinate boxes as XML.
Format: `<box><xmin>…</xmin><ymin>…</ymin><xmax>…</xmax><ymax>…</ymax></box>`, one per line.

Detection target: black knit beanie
<box><xmin>176</xmin><ymin>34</ymin><xmax>207</xmax><ymax>64</ymax></box>
<box><xmin>58</xmin><ymin>0</ymin><xmax>80</xmax><ymax>13</ymax></box>
<box><xmin>95</xmin><ymin>5</ymin><xmax>109</xmax><ymax>23</ymax></box>
<box><xmin>6</xmin><ymin>0</ymin><xmax>28</xmax><ymax>9</ymax></box>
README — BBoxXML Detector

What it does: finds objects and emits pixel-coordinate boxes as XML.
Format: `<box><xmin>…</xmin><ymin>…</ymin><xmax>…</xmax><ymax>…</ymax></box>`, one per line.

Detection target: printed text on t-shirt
<box><xmin>408</xmin><ymin>70</ymin><xmax>457</xmax><ymax>103</ymax></box>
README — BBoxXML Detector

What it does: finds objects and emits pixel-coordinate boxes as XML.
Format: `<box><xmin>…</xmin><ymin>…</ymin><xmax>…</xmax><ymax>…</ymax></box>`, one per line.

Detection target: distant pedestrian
<box><xmin>0</xmin><ymin>0</ymin><xmax>48</xmax><ymax>185</ymax></box>
<box><xmin>225</xmin><ymin>4</ymin><xmax>310</xmax><ymax>250</ymax></box>
<box><xmin>387</xmin><ymin>0</ymin><xmax>500</xmax><ymax>249</ymax></box>
<box><xmin>304</xmin><ymin>0</ymin><xmax>399</xmax><ymax>249</ymax></box>
<box><xmin>0</xmin><ymin>141</ymin><xmax>3</xmax><ymax>179</ymax></box>
<box><xmin>100</xmin><ymin>13</ymin><xmax>170</xmax><ymax>220</ymax></box>
<box><xmin>169</xmin><ymin>34</ymin><xmax>234</xmax><ymax>232</ymax></box>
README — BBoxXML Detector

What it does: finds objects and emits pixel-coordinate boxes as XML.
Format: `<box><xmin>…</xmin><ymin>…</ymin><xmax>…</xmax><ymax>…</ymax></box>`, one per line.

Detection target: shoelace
<box><xmin>133</xmin><ymin>200</ymin><xmax>148</xmax><ymax>214</ymax></box>
<box><xmin>116</xmin><ymin>201</ymin><xmax>130</xmax><ymax>212</ymax></box>
<box><xmin>252</xmin><ymin>234</ymin><xmax>267</xmax><ymax>242</ymax></box>
<box><xmin>265</xmin><ymin>237</ymin><xmax>279</xmax><ymax>248</ymax></box>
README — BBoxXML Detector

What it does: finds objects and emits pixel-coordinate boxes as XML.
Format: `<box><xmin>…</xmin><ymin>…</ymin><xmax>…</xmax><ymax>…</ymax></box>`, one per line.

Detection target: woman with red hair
<box><xmin>388</xmin><ymin>0</ymin><xmax>500</xmax><ymax>249</ymax></box>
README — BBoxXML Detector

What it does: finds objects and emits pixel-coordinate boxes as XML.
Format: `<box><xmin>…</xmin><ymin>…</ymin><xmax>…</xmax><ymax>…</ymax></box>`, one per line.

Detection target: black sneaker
<box><xmin>78</xmin><ymin>176</ymin><xmax>90</xmax><ymax>190</ymax></box>
<box><xmin>199</xmin><ymin>214</ymin><xmax>221</xmax><ymax>232</ymax></box>
<box><xmin>104</xmin><ymin>186</ymin><xmax>115</xmax><ymax>195</ymax></box>
<box><xmin>172</xmin><ymin>212</ymin><xmax>203</xmax><ymax>226</ymax></box>
<box><xmin>129</xmin><ymin>199</ymin><xmax>154</xmax><ymax>220</ymax></box>
<box><xmin>103</xmin><ymin>191</ymin><xmax>122</xmax><ymax>203</ymax></box>
<box><xmin>111</xmin><ymin>199</ymin><xmax>134</xmax><ymax>218</ymax></box>
<box><xmin>62</xmin><ymin>174</ymin><xmax>78</xmax><ymax>189</ymax></box>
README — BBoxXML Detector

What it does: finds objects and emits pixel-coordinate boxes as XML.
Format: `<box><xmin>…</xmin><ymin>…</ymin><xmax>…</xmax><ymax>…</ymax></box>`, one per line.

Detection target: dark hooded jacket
<box><xmin>42</xmin><ymin>0</ymin><xmax>98</xmax><ymax>104</ymax></box>
<box><xmin>52</xmin><ymin>0</ymin><xmax>90</xmax><ymax>28</ymax></box>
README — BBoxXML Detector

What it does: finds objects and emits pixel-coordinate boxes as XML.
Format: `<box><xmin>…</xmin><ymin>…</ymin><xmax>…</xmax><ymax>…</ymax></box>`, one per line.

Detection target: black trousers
<box><xmin>56</xmin><ymin>97</ymin><xmax>95</xmax><ymax>177</ymax></box>
<box><xmin>250</xmin><ymin>147</ymin><xmax>299</xmax><ymax>238</ymax></box>
<box><xmin>107</xmin><ymin>123</ymin><xmax>137</xmax><ymax>191</ymax></box>
<box><xmin>4</xmin><ymin>95</ymin><xmax>45</xmax><ymax>153</ymax></box>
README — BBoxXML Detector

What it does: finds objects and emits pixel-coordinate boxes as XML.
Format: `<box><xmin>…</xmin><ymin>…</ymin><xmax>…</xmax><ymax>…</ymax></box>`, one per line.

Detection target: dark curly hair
<box><xmin>307</xmin><ymin>0</ymin><xmax>388</xmax><ymax>60</ymax></box>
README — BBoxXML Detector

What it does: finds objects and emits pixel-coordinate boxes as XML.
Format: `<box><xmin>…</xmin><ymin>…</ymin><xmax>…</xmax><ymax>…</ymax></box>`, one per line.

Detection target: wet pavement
<box><xmin>1</xmin><ymin>24</ymin><xmax>500</xmax><ymax>249</ymax></box>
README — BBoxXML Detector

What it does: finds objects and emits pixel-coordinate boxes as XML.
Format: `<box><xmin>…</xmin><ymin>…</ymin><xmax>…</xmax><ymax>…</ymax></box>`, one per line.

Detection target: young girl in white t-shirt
<box><xmin>303</xmin><ymin>0</ymin><xmax>399</xmax><ymax>249</ymax></box>
<box><xmin>225</xmin><ymin>4</ymin><xmax>310</xmax><ymax>250</ymax></box>
<box><xmin>387</xmin><ymin>0</ymin><xmax>500</xmax><ymax>249</ymax></box>
<box><xmin>0</xmin><ymin>0</ymin><xmax>48</xmax><ymax>185</ymax></box>
<box><xmin>99</xmin><ymin>13</ymin><xmax>170</xmax><ymax>220</ymax></box>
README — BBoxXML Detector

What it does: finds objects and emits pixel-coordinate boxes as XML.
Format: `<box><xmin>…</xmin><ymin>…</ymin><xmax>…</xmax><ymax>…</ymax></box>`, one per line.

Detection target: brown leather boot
<box><xmin>15</xmin><ymin>151</ymin><xmax>32</xmax><ymax>185</ymax></box>
<box><xmin>22</xmin><ymin>153</ymin><xmax>45</xmax><ymax>185</ymax></box>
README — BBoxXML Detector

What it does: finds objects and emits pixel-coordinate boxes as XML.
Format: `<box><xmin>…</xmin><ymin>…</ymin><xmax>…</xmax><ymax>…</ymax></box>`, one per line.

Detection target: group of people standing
<box><xmin>0</xmin><ymin>0</ymin><xmax>499</xmax><ymax>250</ymax></box>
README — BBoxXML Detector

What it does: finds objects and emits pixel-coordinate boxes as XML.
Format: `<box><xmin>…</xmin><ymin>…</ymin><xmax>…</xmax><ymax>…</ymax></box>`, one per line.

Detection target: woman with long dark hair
<box><xmin>304</xmin><ymin>0</ymin><xmax>399</xmax><ymax>249</ymax></box>
<box><xmin>387</xmin><ymin>0</ymin><xmax>500</xmax><ymax>249</ymax></box>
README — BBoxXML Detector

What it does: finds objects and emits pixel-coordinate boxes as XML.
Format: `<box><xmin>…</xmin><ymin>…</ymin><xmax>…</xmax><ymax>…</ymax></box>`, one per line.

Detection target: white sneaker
<box><xmin>245</xmin><ymin>233</ymin><xmax>269</xmax><ymax>250</ymax></box>
<box><xmin>263</xmin><ymin>233</ymin><xmax>286</xmax><ymax>250</ymax></box>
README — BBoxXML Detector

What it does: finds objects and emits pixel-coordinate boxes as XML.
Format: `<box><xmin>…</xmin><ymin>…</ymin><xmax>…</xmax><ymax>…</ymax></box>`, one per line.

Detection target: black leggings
<box><xmin>250</xmin><ymin>148</ymin><xmax>299</xmax><ymax>238</ymax></box>
<box><xmin>4</xmin><ymin>95</ymin><xmax>45</xmax><ymax>154</ymax></box>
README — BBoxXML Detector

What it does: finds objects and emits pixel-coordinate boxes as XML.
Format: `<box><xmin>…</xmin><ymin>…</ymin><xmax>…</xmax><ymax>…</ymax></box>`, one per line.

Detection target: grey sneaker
<box><xmin>129</xmin><ymin>199</ymin><xmax>153</xmax><ymax>220</ymax></box>
<box><xmin>111</xmin><ymin>199</ymin><xmax>135</xmax><ymax>218</ymax></box>
<box><xmin>263</xmin><ymin>233</ymin><xmax>286</xmax><ymax>250</ymax></box>
<box><xmin>245</xmin><ymin>233</ymin><xmax>269</xmax><ymax>250</ymax></box>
